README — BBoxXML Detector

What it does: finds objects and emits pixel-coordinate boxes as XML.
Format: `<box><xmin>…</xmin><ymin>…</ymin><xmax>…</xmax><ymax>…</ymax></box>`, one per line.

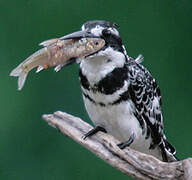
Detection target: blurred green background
<box><xmin>1</xmin><ymin>0</ymin><xmax>192</xmax><ymax>179</ymax></box>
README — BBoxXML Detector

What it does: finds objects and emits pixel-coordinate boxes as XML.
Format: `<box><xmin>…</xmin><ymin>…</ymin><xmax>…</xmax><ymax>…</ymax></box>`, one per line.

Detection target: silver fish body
<box><xmin>10</xmin><ymin>37</ymin><xmax>105</xmax><ymax>90</ymax></box>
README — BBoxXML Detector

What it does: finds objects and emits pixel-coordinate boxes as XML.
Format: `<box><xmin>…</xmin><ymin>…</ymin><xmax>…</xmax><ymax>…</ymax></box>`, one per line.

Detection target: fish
<box><xmin>10</xmin><ymin>37</ymin><xmax>105</xmax><ymax>90</ymax></box>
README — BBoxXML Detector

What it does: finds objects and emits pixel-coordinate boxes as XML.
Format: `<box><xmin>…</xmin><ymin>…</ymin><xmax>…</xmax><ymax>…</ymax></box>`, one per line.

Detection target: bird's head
<box><xmin>62</xmin><ymin>20</ymin><xmax>128</xmax><ymax>61</ymax></box>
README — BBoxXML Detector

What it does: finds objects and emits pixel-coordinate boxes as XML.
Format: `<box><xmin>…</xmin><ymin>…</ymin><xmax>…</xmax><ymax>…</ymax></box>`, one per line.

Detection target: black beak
<box><xmin>60</xmin><ymin>30</ymin><xmax>99</xmax><ymax>40</ymax></box>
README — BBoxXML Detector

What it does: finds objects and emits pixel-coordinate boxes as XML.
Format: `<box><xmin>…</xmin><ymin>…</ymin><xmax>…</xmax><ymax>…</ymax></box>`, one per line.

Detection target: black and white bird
<box><xmin>62</xmin><ymin>20</ymin><xmax>177</xmax><ymax>162</ymax></box>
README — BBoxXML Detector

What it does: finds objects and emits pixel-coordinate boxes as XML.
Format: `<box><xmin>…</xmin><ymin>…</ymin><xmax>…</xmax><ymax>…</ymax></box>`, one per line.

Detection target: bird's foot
<box><xmin>82</xmin><ymin>126</ymin><xmax>107</xmax><ymax>140</ymax></box>
<box><xmin>117</xmin><ymin>133</ymin><xmax>135</xmax><ymax>149</ymax></box>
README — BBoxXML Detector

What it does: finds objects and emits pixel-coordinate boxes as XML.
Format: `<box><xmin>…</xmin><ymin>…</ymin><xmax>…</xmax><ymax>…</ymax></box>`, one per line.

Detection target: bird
<box><xmin>61</xmin><ymin>20</ymin><xmax>177</xmax><ymax>162</ymax></box>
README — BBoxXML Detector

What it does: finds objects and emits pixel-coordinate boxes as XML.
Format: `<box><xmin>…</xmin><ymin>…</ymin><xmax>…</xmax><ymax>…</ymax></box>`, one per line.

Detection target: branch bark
<box><xmin>42</xmin><ymin>111</ymin><xmax>192</xmax><ymax>180</ymax></box>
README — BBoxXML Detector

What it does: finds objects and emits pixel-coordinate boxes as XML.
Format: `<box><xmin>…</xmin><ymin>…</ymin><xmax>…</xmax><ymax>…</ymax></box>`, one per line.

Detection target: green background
<box><xmin>1</xmin><ymin>0</ymin><xmax>192</xmax><ymax>180</ymax></box>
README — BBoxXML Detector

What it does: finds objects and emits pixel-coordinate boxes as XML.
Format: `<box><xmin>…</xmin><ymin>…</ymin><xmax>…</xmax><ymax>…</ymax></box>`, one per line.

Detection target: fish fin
<box><xmin>36</xmin><ymin>66</ymin><xmax>44</xmax><ymax>73</ymax></box>
<box><xmin>10</xmin><ymin>65</ymin><xmax>28</xmax><ymax>90</ymax></box>
<box><xmin>54</xmin><ymin>65</ymin><xmax>63</xmax><ymax>72</ymax></box>
<box><xmin>39</xmin><ymin>38</ymin><xmax>59</xmax><ymax>47</ymax></box>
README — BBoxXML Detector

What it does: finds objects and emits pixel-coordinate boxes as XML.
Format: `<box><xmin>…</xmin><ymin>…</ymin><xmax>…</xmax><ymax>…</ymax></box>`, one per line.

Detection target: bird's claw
<box><xmin>117</xmin><ymin>133</ymin><xmax>135</xmax><ymax>149</ymax></box>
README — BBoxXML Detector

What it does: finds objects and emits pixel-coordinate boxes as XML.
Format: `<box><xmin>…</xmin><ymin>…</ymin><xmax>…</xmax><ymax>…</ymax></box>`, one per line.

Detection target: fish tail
<box><xmin>10</xmin><ymin>65</ymin><xmax>28</xmax><ymax>90</ymax></box>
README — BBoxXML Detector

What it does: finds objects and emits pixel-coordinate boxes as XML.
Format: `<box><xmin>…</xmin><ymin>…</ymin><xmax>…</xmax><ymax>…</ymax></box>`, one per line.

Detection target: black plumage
<box><xmin>80</xmin><ymin>59</ymin><xmax>176</xmax><ymax>161</ymax></box>
<box><xmin>78</xmin><ymin>20</ymin><xmax>177</xmax><ymax>162</ymax></box>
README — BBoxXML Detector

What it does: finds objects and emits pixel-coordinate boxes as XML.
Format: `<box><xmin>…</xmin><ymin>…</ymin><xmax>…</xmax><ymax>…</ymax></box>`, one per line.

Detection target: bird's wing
<box><xmin>127</xmin><ymin>61</ymin><xmax>176</xmax><ymax>156</ymax></box>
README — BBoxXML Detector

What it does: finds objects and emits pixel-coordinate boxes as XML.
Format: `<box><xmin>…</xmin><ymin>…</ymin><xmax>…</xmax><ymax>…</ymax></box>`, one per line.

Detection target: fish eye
<box><xmin>94</xmin><ymin>41</ymin><xmax>99</xmax><ymax>46</ymax></box>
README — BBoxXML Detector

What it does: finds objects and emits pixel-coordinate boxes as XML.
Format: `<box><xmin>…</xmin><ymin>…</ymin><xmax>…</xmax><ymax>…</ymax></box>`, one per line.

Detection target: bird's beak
<box><xmin>60</xmin><ymin>30</ymin><xmax>99</xmax><ymax>40</ymax></box>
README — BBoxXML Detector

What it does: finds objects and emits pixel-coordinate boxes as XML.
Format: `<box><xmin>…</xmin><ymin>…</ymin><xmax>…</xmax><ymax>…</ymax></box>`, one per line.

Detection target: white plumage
<box><xmin>77</xmin><ymin>20</ymin><xmax>177</xmax><ymax>162</ymax></box>
<box><xmin>80</xmin><ymin>52</ymin><xmax>163</xmax><ymax>160</ymax></box>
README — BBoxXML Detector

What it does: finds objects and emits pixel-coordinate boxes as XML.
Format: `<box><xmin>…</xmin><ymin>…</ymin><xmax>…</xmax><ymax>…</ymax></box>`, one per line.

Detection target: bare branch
<box><xmin>42</xmin><ymin>111</ymin><xmax>192</xmax><ymax>180</ymax></box>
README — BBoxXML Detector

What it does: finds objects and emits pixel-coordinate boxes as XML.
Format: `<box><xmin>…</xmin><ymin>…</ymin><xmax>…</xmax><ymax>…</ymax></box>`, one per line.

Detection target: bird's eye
<box><xmin>102</xmin><ymin>29</ymin><xmax>111</xmax><ymax>36</ymax></box>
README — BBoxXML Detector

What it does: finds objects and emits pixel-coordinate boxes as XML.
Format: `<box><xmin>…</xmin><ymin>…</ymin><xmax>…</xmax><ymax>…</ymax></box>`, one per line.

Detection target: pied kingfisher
<box><xmin>62</xmin><ymin>20</ymin><xmax>177</xmax><ymax>162</ymax></box>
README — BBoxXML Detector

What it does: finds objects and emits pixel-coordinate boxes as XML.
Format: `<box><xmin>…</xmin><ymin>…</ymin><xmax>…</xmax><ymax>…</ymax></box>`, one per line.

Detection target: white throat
<box><xmin>80</xmin><ymin>47</ymin><xmax>126</xmax><ymax>85</ymax></box>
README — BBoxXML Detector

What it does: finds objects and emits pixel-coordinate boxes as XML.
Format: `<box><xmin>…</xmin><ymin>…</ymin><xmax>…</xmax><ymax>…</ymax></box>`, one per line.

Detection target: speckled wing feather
<box><xmin>127</xmin><ymin>60</ymin><xmax>176</xmax><ymax>161</ymax></box>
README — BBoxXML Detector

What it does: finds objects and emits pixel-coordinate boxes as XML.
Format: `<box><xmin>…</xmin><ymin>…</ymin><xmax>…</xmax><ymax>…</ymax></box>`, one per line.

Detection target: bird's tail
<box><xmin>160</xmin><ymin>139</ymin><xmax>178</xmax><ymax>162</ymax></box>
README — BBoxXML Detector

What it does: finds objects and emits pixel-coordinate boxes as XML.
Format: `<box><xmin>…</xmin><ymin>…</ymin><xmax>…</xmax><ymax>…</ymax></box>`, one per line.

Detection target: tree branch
<box><xmin>42</xmin><ymin>111</ymin><xmax>192</xmax><ymax>180</ymax></box>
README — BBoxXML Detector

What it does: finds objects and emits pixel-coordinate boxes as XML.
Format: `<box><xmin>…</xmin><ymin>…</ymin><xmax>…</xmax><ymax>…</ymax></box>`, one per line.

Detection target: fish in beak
<box><xmin>60</xmin><ymin>30</ymin><xmax>99</xmax><ymax>40</ymax></box>
<box><xmin>10</xmin><ymin>32</ymin><xmax>105</xmax><ymax>90</ymax></box>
